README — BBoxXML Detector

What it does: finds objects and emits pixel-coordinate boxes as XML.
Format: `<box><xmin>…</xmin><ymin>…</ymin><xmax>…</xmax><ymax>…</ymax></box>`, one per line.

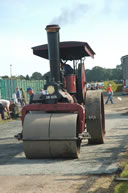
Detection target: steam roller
<box><xmin>21</xmin><ymin>24</ymin><xmax>105</xmax><ymax>159</ymax></box>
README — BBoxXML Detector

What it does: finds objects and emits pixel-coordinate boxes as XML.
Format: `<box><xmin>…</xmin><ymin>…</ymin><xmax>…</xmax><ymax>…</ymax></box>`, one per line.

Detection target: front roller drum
<box><xmin>85</xmin><ymin>90</ymin><xmax>105</xmax><ymax>144</ymax></box>
<box><xmin>23</xmin><ymin>112</ymin><xmax>80</xmax><ymax>158</ymax></box>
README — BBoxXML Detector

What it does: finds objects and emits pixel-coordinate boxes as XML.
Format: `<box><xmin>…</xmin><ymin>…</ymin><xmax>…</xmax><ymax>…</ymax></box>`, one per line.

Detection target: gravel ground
<box><xmin>0</xmin><ymin>95</ymin><xmax>128</xmax><ymax>192</ymax></box>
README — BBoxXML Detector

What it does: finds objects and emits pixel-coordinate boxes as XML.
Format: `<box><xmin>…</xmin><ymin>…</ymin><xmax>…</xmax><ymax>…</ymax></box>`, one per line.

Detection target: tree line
<box><xmin>85</xmin><ymin>64</ymin><xmax>122</xmax><ymax>82</ymax></box>
<box><xmin>1</xmin><ymin>64</ymin><xmax>122</xmax><ymax>82</ymax></box>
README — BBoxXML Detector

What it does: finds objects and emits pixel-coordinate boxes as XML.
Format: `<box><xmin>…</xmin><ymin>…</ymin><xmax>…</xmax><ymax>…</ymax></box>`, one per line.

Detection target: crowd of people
<box><xmin>0</xmin><ymin>87</ymin><xmax>40</xmax><ymax>120</ymax></box>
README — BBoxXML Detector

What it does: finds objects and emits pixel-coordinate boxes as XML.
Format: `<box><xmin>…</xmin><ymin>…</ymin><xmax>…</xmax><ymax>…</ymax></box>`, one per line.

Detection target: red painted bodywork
<box><xmin>65</xmin><ymin>75</ymin><xmax>76</xmax><ymax>93</ymax></box>
<box><xmin>21</xmin><ymin>103</ymin><xmax>85</xmax><ymax>133</ymax></box>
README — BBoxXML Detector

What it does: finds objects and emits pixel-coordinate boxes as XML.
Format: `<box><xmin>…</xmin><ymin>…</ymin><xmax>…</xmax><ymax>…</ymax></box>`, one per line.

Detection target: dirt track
<box><xmin>0</xmin><ymin>95</ymin><xmax>128</xmax><ymax>193</ymax></box>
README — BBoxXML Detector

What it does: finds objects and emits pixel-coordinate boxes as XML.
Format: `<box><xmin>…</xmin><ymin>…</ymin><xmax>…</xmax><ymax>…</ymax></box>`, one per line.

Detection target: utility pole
<box><xmin>10</xmin><ymin>64</ymin><xmax>12</xmax><ymax>78</ymax></box>
<box><xmin>10</xmin><ymin>64</ymin><xmax>12</xmax><ymax>99</ymax></box>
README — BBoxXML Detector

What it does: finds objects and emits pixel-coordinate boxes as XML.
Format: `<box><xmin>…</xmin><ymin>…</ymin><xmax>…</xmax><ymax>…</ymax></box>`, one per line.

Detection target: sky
<box><xmin>0</xmin><ymin>0</ymin><xmax>128</xmax><ymax>77</ymax></box>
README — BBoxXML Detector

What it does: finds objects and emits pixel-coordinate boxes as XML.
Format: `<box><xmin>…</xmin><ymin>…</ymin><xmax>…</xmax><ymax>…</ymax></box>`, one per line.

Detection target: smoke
<box><xmin>50</xmin><ymin>3</ymin><xmax>90</xmax><ymax>26</ymax></box>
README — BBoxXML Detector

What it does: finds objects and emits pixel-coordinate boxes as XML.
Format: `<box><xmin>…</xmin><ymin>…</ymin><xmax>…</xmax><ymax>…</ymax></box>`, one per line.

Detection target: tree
<box><xmin>85</xmin><ymin>65</ymin><xmax>123</xmax><ymax>82</ymax></box>
<box><xmin>1</xmin><ymin>75</ymin><xmax>9</xmax><ymax>79</ymax></box>
<box><xmin>116</xmin><ymin>64</ymin><xmax>122</xmax><ymax>70</ymax></box>
<box><xmin>25</xmin><ymin>75</ymin><xmax>30</xmax><ymax>80</ymax></box>
<box><xmin>11</xmin><ymin>75</ymin><xmax>17</xmax><ymax>79</ymax></box>
<box><xmin>31</xmin><ymin>72</ymin><xmax>43</xmax><ymax>80</ymax></box>
<box><xmin>86</xmin><ymin>66</ymin><xmax>106</xmax><ymax>82</ymax></box>
<box><xmin>112</xmin><ymin>68</ymin><xmax>123</xmax><ymax>80</ymax></box>
<box><xmin>17</xmin><ymin>75</ymin><xmax>25</xmax><ymax>79</ymax></box>
<box><xmin>42</xmin><ymin>71</ymin><xmax>51</xmax><ymax>82</ymax></box>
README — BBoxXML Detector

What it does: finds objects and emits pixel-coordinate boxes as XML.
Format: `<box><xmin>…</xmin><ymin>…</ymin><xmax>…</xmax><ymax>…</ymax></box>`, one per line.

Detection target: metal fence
<box><xmin>0</xmin><ymin>79</ymin><xmax>46</xmax><ymax>101</ymax></box>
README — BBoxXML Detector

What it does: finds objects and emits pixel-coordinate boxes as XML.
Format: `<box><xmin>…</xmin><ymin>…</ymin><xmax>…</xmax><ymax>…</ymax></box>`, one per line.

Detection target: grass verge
<box><xmin>0</xmin><ymin>112</ymin><xmax>21</xmax><ymax>124</ymax></box>
<box><xmin>114</xmin><ymin>162</ymin><xmax>128</xmax><ymax>193</ymax></box>
<box><xmin>0</xmin><ymin>119</ymin><xmax>13</xmax><ymax>124</ymax></box>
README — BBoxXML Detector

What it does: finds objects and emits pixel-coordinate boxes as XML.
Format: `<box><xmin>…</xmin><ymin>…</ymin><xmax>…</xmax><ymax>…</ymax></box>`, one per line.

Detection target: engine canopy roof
<box><xmin>32</xmin><ymin>41</ymin><xmax>95</xmax><ymax>61</ymax></box>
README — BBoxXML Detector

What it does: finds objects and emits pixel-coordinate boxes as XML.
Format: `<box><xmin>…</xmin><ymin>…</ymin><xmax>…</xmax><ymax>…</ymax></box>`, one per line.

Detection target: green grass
<box><xmin>120</xmin><ymin>162</ymin><xmax>128</xmax><ymax>178</ymax></box>
<box><xmin>0</xmin><ymin>118</ymin><xmax>13</xmax><ymax>124</ymax></box>
<box><xmin>114</xmin><ymin>183</ymin><xmax>128</xmax><ymax>193</ymax></box>
<box><xmin>114</xmin><ymin>162</ymin><xmax>128</xmax><ymax>193</ymax></box>
<box><xmin>0</xmin><ymin>112</ymin><xmax>21</xmax><ymax>124</ymax></box>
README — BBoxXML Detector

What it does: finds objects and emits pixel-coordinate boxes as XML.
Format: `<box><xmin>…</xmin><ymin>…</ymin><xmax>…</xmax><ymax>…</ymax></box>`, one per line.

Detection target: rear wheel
<box><xmin>85</xmin><ymin>90</ymin><xmax>105</xmax><ymax>144</ymax></box>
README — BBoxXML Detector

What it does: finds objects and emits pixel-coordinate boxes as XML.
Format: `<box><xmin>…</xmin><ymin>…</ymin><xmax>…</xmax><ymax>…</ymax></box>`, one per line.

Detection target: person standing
<box><xmin>12</xmin><ymin>92</ymin><xmax>18</xmax><ymax>104</ymax></box>
<box><xmin>60</xmin><ymin>61</ymin><xmax>74</xmax><ymax>76</ymax></box>
<box><xmin>20</xmin><ymin>88</ymin><xmax>27</xmax><ymax>105</ymax></box>
<box><xmin>40</xmin><ymin>89</ymin><xmax>43</xmax><ymax>93</ymax></box>
<box><xmin>27</xmin><ymin>87</ymin><xmax>34</xmax><ymax>104</ymax></box>
<box><xmin>16</xmin><ymin>88</ymin><xmax>23</xmax><ymax>107</ymax></box>
<box><xmin>40</xmin><ymin>88</ymin><xmax>49</xmax><ymax>95</ymax></box>
<box><xmin>96</xmin><ymin>84</ymin><xmax>99</xmax><ymax>90</ymax></box>
<box><xmin>0</xmin><ymin>103</ymin><xmax>5</xmax><ymax>119</ymax></box>
<box><xmin>14</xmin><ymin>87</ymin><xmax>34</xmax><ymax>140</ymax></box>
<box><xmin>105</xmin><ymin>84</ymin><xmax>114</xmax><ymax>104</ymax></box>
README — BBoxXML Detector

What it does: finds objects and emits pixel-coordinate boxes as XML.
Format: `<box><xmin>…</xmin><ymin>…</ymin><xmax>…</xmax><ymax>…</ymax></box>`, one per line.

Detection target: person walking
<box><xmin>105</xmin><ymin>84</ymin><xmax>114</xmax><ymax>104</ymax></box>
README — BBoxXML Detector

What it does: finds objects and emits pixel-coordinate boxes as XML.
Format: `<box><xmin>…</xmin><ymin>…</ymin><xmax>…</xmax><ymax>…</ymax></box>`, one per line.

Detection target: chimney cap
<box><xmin>45</xmin><ymin>24</ymin><xmax>60</xmax><ymax>32</ymax></box>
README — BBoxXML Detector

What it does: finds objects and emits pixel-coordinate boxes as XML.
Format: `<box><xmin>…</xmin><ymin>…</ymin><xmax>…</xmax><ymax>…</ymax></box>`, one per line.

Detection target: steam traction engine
<box><xmin>21</xmin><ymin>25</ymin><xmax>105</xmax><ymax>158</ymax></box>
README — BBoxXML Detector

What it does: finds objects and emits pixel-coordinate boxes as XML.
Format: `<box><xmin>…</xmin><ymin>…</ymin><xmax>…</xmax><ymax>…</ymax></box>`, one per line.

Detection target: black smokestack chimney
<box><xmin>45</xmin><ymin>25</ymin><xmax>61</xmax><ymax>83</ymax></box>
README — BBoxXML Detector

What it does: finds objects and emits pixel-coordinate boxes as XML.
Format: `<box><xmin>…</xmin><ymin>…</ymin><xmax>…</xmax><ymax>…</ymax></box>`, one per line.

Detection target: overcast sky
<box><xmin>0</xmin><ymin>0</ymin><xmax>128</xmax><ymax>77</ymax></box>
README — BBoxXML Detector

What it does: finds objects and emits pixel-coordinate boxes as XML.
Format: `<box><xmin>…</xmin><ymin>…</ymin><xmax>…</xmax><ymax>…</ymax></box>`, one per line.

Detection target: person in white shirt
<box><xmin>12</xmin><ymin>92</ymin><xmax>18</xmax><ymax>104</ymax></box>
<box><xmin>0</xmin><ymin>99</ymin><xmax>10</xmax><ymax>119</ymax></box>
